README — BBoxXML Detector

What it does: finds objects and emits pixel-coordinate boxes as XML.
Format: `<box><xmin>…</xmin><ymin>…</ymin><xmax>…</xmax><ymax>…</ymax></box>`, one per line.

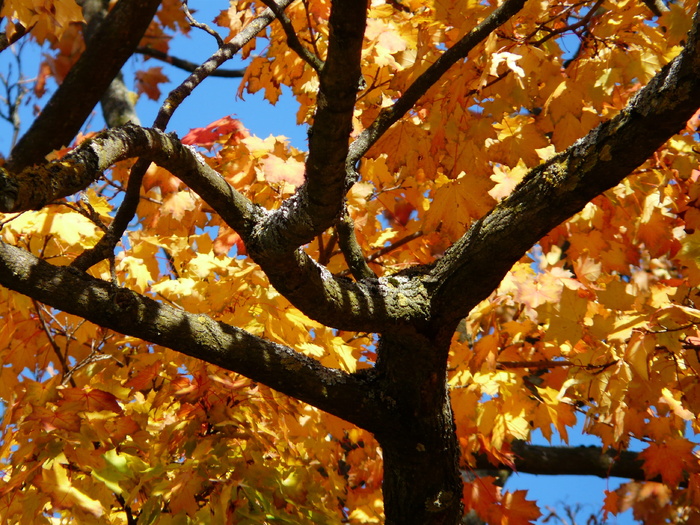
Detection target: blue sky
<box><xmin>0</xmin><ymin>3</ymin><xmax>645</xmax><ymax>522</ymax></box>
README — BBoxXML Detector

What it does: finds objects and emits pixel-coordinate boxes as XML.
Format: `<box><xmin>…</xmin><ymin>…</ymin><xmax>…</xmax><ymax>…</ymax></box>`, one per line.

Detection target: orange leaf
<box><xmin>639</xmin><ymin>438</ymin><xmax>696</xmax><ymax>486</ymax></box>
<box><xmin>135</xmin><ymin>67</ymin><xmax>169</xmax><ymax>100</ymax></box>
<box><xmin>261</xmin><ymin>155</ymin><xmax>305</xmax><ymax>188</ymax></box>
<box><xmin>61</xmin><ymin>387</ymin><xmax>123</xmax><ymax>413</ymax></box>
<box><xmin>498</xmin><ymin>490</ymin><xmax>542</xmax><ymax>525</ymax></box>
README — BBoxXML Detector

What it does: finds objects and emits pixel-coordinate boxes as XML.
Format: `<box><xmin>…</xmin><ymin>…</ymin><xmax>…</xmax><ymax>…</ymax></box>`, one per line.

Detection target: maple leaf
<box><xmin>639</xmin><ymin>438</ymin><xmax>697</xmax><ymax>487</ymax></box>
<box><xmin>4</xmin><ymin>1</ymin><xmax>700</xmax><ymax>523</ymax></box>
<box><xmin>488</xmin><ymin>160</ymin><xmax>528</xmax><ymax>202</ymax></box>
<box><xmin>498</xmin><ymin>490</ymin><xmax>542</xmax><ymax>525</ymax></box>
<box><xmin>135</xmin><ymin>66</ymin><xmax>169</xmax><ymax>100</ymax></box>
<box><xmin>182</xmin><ymin>116</ymin><xmax>247</xmax><ymax>149</ymax></box>
<box><xmin>40</xmin><ymin>462</ymin><xmax>105</xmax><ymax>518</ymax></box>
<box><xmin>60</xmin><ymin>387</ymin><xmax>123</xmax><ymax>414</ymax></box>
<box><xmin>261</xmin><ymin>154</ymin><xmax>305</xmax><ymax>188</ymax></box>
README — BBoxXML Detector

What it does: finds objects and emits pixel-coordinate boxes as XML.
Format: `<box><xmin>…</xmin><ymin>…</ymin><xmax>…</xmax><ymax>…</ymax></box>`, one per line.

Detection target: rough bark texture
<box><xmin>375</xmin><ymin>333</ymin><xmax>464</xmax><ymax>524</ymax></box>
<box><xmin>7</xmin><ymin>0</ymin><xmax>160</xmax><ymax>170</ymax></box>
<box><xmin>1</xmin><ymin>1</ymin><xmax>700</xmax><ymax>524</ymax></box>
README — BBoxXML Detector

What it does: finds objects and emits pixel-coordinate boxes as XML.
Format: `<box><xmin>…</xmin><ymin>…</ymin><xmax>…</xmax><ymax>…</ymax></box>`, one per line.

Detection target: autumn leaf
<box><xmin>41</xmin><ymin>462</ymin><xmax>105</xmax><ymax>518</ymax></box>
<box><xmin>182</xmin><ymin>115</ymin><xmax>246</xmax><ymax>149</ymax></box>
<box><xmin>497</xmin><ymin>490</ymin><xmax>542</xmax><ymax>525</ymax></box>
<box><xmin>3</xmin><ymin>0</ymin><xmax>700</xmax><ymax>523</ymax></box>
<box><xmin>135</xmin><ymin>66</ymin><xmax>169</xmax><ymax>100</ymax></box>
<box><xmin>639</xmin><ymin>438</ymin><xmax>697</xmax><ymax>487</ymax></box>
<box><xmin>60</xmin><ymin>387</ymin><xmax>123</xmax><ymax>414</ymax></box>
<box><xmin>261</xmin><ymin>154</ymin><xmax>305</xmax><ymax>188</ymax></box>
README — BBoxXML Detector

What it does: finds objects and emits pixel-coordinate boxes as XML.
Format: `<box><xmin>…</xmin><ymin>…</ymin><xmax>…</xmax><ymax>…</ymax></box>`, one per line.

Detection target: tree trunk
<box><xmin>375</xmin><ymin>332</ymin><xmax>463</xmax><ymax>525</ymax></box>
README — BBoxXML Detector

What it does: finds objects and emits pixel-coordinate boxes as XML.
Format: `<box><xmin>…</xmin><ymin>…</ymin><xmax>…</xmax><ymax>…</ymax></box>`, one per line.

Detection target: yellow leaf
<box><xmin>659</xmin><ymin>387</ymin><xmax>694</xmax><ymax>420</ymax></box>
<box><xmin>42</xmin><ymin>462</ymin><xmax>104</xmax><ymax>518</ymax></box>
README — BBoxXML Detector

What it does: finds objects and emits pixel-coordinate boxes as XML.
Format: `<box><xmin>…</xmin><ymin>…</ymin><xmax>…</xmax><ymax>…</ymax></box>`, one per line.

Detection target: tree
<box><xmin>0</xmin><ymin>0</ymin><xmax>699</xmax><ymax>523</ymax></box>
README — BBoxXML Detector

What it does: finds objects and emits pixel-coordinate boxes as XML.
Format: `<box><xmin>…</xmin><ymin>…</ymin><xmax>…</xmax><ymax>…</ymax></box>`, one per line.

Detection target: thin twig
<box><xmin>182</xmin><ymin>0</ymin><xmax>224</xmax><ymax>47</ymax></box>
<box><xmin>366</xmin><ymin>230</ymin><xmax>423</xmax><ymax>264</ymax></box>
<box><xmin>337</xmin><ymin>230</ymin><xmax>423</xmax><ymax>277</ymax></box>
<box><xmin>154</xmin><ymin>0</ymin><xmax>295</xmax><ymax>129</ymax></box>
<box><xmin>531</xmin><ymin>0</ymin><xmax>604</xmax><ymax>47</ymax></box>
<box><xmin>301</xmin><ymin>0</ymin><xmax>322</xmax><ymax>59</ymax></box>
<box><xmin>31</xmin><ymin>300</ymin><xmax>77</xmax><ymax>387</ymax></box>
<box><xmin>62</xmin><ymin>343</ymin><xmax>115</xmax><ymax>386</ymax></box>
<box><xmin>136</xmin><ymin>47</ymin><xmax>245</xmax><ymax>77</ymax></box>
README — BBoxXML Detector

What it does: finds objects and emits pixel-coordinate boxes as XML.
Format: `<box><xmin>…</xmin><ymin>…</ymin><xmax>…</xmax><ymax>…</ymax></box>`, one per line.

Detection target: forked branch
<box><xmin>347</xmin><ymin>0</ymin><xmax>527</xmax><ymax>166</ymax></box>
<box><xmin>429</xmin><ymin>5</ymin><xmax>700</xmax><ymax>325</ymax></box>
<box><xmin>0</xmin><ymin>241</ymin><xmax>386</xmax><ymax>432</ymax></box>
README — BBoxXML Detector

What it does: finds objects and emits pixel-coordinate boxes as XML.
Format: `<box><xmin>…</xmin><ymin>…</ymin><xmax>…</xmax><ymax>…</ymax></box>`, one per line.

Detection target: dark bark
<box><xmin>248</xmin><ymin>0</ymin><xmax>368</xmax><ymax>254</ymax></box>
<box><xmin>0</xmin><ymin>241</ymin><xmax>386</xmax><ymax>432</ymax></box>
<box><xmin>476</xmin><ymin>442</ymin><xmax>648</xmax><ymax>481</ymax></box>
<box><xmin>79</xmin><ymin>0</ymin><xmax>140</xmax><ymax>127</ymax></box>
<box><xmin>135</xmin><ymin>47</ymin><xmax>245</xmax><ymax>78</ymax></box>
<box><xmin>7</xmin><ymin>0</ymin><xmax>161</xmax><ymax>170</ymax></box>
<box><xmin>427</xmin><ymin>6</ymin><xmax>700</xmax><ymax>326</ymax></box>
<box><xmin>1</xmin><ymin>2</ymin><xmax>700</xmax><ymax>525</ymax></box>
<box><xmin>375</xmin><ymin>333</ymin><xmax>463</xmax><ymax>524</ymax></box>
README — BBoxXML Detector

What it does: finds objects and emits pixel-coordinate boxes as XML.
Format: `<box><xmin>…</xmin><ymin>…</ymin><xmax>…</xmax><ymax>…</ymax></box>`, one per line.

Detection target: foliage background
<box><xmin>1</xmin><ymin>0</ymin><xmax>699</xmax><ymax>523</ymax></box>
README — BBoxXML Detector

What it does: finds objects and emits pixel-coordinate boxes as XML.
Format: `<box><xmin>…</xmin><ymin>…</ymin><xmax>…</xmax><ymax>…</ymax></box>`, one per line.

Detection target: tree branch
<box><xmin>248</xmin><ymin>0</ymin><xmax>368</xmax><ymax>254</ymax></box>
<box><xmin>74</xmin><ymin>2</ymin><xmax>290</xmax><ymax>271</ymax></box>
<box><xmin>260</xmin><ymin>0</ymin><xmax>324</xmax><ymax>72</ymax></box>
<box><xmin>428</xmin><ymin>5</ymin><xmax>700</xmax><ymax>325</ymax></box>
<box><xmin>79</xmin><ymin>0</ymin><xmax>140</xmax><ymax>127</ymax></box>
<box><xmin>336</xmin><ymin>210</ymin><xmax>375</xmax><ymax>280</ymax></box>
<box><xmin>153</xmin><ymin>0</ymin><xmax>295</xmax><ymax>129</ymax></box>
<box><xmin>474</xmin><ymin>442</ymin><xmax>652</xmax><ymax>481</ymax></box>
<box><xmin>0</xmin><ymin>240</ymin><xmax>386</xmax><ymax>432</ymax></box>
<box><xmin>136</xmin><ymin>47</ymin><xmax>245</xmax><ymax>78</ymax></box>
<box><xmin>0</xmin><ymin>125</ymin><xmax>431</xmax><ymax>332</ymax></box>
<box><xmin>7</xmin><ymin>0</ymin><xmax>162</xmax><ymax>171</ymax></box>
<box><xmin>347</xmin><ymin>0</ymin><xmax>527</xmax><ymax>167</ymax></box>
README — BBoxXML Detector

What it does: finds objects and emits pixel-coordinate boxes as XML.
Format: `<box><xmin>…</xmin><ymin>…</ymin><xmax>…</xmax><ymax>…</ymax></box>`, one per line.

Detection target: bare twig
<box><xmin>182</xmin><ymin>0</ymin><xmax>224</xmax><ymax>47</ymax></box>
<box><xmin>366</xmin><ymin>230</ymin><xmax>423</xmax><ymax>264</ymax></box>
<box><xmin>154</xmin><ymin>0</ymin><xmax>295</xmax><ymax>129</ymax></box>
<box><xmin>136</xmin><ymin>47</ymin><xmax>245</xmax><ymax>77</ymax></box>
<box><xmin>31</xmin><ymin>299</ymin><xmax>77</xmax><ymax>387</ymax></box>
<box><xmin>531</xmin><ymin>0</ymin><xmax>604</xmax><ymax>47</ymax></box>
<box><xmin>337</xmin><ymin>230</ymin><xmax>423</xmax><ymax>277</ymax></box>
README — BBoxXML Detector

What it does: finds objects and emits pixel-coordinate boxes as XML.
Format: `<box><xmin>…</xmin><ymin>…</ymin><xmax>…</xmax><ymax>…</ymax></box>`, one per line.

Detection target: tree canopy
<box><xmin>0</xmin><ymin>0</ymin><xmax>699</xmax><ymax>523</ymax></box>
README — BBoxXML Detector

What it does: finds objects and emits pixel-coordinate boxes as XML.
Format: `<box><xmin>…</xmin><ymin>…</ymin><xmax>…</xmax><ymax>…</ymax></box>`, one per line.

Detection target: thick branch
<box><xmin>79</xmin><ymin>0</ymin><xmax>140</xmax><ymax>127</ymax></box>
<box><xmin>429</xmin><ymin>6</ymin><xmax>700</xmax><ymax>324</ymax></box>
<box><xmin>249</xmin><ymin>0</ymin><xmax>368</xmax><ymax>254</ymax></box>
<box><xmin>473</xmin><ymin>442</ymin><xmax>666</xmax><ymax>484</ymax></box>
<box><xmin>0</xmin><ymin>125</ymin><xmax>258</xmax><ymax>229</ymax></box>
<box><xmin>0</xmin><ymin>125</ymin><xmax>431</xmax><ymax>332</ymax></box>
<box><xmin>347</xmin><ymin>0</ymin><xmax>527</xmax><ymax>166</ymax></box>
<box><xmin>0</xmin><ymin>240</ymin><xmax>384</xmax><ymax>432</ymax></box>
<box><xmin>7</xmin><ymin>0</ymin><xmax>161</xmax><ymax>170</ymax></box>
